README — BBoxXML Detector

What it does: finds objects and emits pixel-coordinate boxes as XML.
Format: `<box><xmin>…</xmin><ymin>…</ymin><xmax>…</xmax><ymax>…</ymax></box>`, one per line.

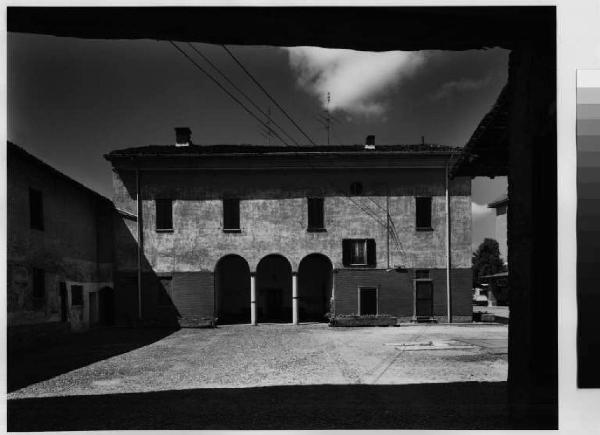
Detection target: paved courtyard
<box><xmin>8</xmin><ymin>323</ymin><xmax>510</xmax><ymax>430</ymax></box>
<box><xmin>9</xmin><ymin>323</ymin><xmax>507</xmax><ymax>398</ymax></box>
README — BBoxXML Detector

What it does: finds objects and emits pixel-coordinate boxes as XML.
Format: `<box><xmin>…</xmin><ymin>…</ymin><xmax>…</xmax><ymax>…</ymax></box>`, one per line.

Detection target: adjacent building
<box><xmin>7</xmin><ymin>142</ymin><xmax>115</xmax><ymax>348</ymax></box>
<box><xmin>104</xmin><ymin>129</ymin><xmax>473</xmax><ymax>327</ymax></box>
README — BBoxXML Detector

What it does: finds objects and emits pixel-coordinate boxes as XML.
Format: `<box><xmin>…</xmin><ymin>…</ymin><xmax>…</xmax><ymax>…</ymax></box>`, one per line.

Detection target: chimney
<box><xmin>175</xmin><ymin>127</ymin><xmax>192</xmax><ymax>147</ymax></box>
<box><xmin>364</xmin><ymin>134</ymin><xmax>375</xmax><ymax>150</ymax></box>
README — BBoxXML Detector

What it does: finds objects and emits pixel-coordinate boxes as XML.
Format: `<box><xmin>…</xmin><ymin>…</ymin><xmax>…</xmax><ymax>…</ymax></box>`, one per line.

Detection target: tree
<box><xmin>472</xmin><ymin>238</ymin><xmax>506</xmax><ymax>287</ymax></box>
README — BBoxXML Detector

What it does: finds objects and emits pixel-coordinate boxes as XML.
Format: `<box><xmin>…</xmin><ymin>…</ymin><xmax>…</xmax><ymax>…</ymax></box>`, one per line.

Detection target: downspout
<box><xmin>136</xmin><ymin>168</ymin><xmax>143</xmax><ymax>321</ymax></box>
<box><xmin>445</xmin><ymin>161</ymin><xmax>452</xmax><ymax>323</ymax></box>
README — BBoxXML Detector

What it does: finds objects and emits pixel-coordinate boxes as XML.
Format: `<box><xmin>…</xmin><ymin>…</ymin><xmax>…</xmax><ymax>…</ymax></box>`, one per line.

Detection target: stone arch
<box><xmin>214</xmin><ymin>254</ymin><xmax>251</xmax><ymax>324</ymax></box>
<box><xmin>298</xmin><ymin>253</ymin><xmax>333</xmax><ymax>322</ymax></box>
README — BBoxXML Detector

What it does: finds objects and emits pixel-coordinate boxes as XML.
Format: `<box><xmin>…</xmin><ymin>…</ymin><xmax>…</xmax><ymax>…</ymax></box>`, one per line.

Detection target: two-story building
<box><xmin>104</xmin><ymin>129</ymin><xmax>473</xmax><ymax>327</ymax></box>
<box><xmin>7</xmin><ymin>142</ymin><xmax>116</xmax><ymax>348</ymax></box>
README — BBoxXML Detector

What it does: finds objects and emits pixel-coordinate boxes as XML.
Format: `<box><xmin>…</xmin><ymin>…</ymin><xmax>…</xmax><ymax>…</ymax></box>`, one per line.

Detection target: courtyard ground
<box><xmin>8</xmin><ymin>323</ymin><xmax>512</xmax><ymax>430</ymax></box>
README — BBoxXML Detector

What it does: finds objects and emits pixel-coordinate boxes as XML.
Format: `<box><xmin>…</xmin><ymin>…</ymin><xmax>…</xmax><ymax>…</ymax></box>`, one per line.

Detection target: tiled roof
<box><xmin>105</xmin><ymin>143</ymin><xmax>460</xmax><ymax>160</ymax></box>
<box><xmin>8</xmin><ymin>141</ymin><xmax>113</xmax><ymax>204</ymax></box>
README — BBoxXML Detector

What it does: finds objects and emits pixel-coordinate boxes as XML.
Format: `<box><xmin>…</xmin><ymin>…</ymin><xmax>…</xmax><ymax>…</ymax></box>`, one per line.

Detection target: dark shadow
<box><xmin>256</xmin><ymin>254</ymin><xmax>292</xmax><ymax>323</ymax></box>
<box><xmin>7</xmin><ymin>326</ymin><xmax>178</xmax><ymax>393</ymax></box>
<box><xmin>214</xmin><ymin>254</ymin><xmax>251</xmax><ymax>325</ymax></box>
<box><xmin>298</xmin><ymin>253</ymin><xmax>332</xmax><ymax>322</ymax></box>
<box><xmin>7</xmin><ymin>381</ymin><xmax>555</xmax><ymax>431</ymax></box>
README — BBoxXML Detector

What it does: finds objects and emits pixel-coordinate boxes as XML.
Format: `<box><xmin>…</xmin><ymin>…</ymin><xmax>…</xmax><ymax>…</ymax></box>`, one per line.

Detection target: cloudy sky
<box><xmin>8</xmin><ymin>32</ymin><xmax>507</xmax><ymax>251</ymax></box>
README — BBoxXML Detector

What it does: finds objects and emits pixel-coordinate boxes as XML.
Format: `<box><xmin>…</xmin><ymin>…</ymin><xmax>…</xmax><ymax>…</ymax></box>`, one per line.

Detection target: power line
<box><xmin>168</xmin><ymin>41</ymin><xmax>291</xmax><ymax>146</ymax></box>
<box><xmin>186</xmin><ymin>43</ymin><xmax>299</xmax><ymax>146</ymax></box>
<box><xmin>222</xmin><ymin>44</ymin><xmax>317</xmax><ymax>146</ymax></box>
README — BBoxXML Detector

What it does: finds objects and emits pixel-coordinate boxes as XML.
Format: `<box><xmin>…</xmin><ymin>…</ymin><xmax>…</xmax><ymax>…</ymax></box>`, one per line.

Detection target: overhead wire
<box><xmin>168</xmin><ymin>41</ymin><xmax>291</xmax><ymax>146</ymax></box>
<box><xmin>186</xmin><ymin>42</ymin><xmax>300</xmax><ymax>146</ymax></box>
<box><xmin>222</xmin><ymin>44</ymin><xmax>317</xmax><ymax>146</ymax></box>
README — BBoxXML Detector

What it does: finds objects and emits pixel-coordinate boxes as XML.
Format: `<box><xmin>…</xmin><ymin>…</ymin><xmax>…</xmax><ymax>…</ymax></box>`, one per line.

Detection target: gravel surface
<box><xmin>6</xmin><ymin>323</ymin><xmax>520</xmax><ymax>430</ymax></box>
<box><xmin>9</xmin><ymin>323</ymin><xmax>507</xmax><ymax>399</ymax></box>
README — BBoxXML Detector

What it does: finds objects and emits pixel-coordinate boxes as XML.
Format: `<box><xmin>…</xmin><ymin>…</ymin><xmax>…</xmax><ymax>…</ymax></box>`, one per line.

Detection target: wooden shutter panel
<box><xmin>224</xmin><ymin>199</ymin><xmax>240</xmax><ymax>229</ymax></box>
<box><xmin>366</xmin><ymin>239</ymin><xmax>377</xmax><ymax>266</ymax></box>
<box><xmin>416</xmin><ymin>197</ymin><xmax>432</xmax><ymax>228</ymax></box>
<box><xmin>316</xmin><ymin>198</ymin><xmax>324</xmax><ymax>228</ymax></box>
<box><xmin>342</xmin><ymin>239</ymin><xmax>351</xmax><ymax>266</ymax></box>
<box><xmin>308</xmin><ymin>198</ymin><xmax>324</xmax><ymax>229</ymax></box>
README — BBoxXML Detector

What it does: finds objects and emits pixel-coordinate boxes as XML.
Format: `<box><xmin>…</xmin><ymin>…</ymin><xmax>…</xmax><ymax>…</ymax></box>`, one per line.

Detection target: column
<box><xmin>292</xmin><ymin>272</ymin><xmax>298</xmax><ymax>325</ymax></box>
<box><xmin>330</xmin><ymin>269</ymin><xmax>336</xmax><ymax>317</ymax></box>
<box><xmin>250</xmin><ymin>272</ymin><xmax>257</xmax><ymax>326</ymax></box>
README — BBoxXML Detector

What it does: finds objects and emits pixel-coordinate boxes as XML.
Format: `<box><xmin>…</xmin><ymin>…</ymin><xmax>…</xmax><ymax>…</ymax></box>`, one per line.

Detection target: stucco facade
<box><xmin>7</xmin><ymin>142</ymin><xmax>115</xmax><ymax>347</ymax></box>
<box><xmin>106</xmin><ymin>140</ymin><xmax>473</xmax><ymax>326</ymax></box>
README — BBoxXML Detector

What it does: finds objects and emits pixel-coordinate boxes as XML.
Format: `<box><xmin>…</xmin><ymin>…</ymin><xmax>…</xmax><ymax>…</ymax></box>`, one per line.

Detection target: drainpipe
<box><xmin>445</xmin><ymin>162</ymin><xmax>452</xmax><ymax>323</ymax></box>
<box><xmin>136</xmin><ymin>168</ymin><xmax>143</xmax><ymax>321</ymax></box>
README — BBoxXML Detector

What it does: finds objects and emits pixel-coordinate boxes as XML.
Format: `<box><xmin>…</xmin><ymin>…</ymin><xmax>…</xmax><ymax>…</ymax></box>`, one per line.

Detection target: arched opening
<box><xmin>298</xmin><ymin>254</ymin><xmax>333</xmax><ymax>322</ymax></box>
<box><xmin>98</xmin><ymin>286</ymin><xmax>115</xmax><ymax>326</ymax></box>
<box><xmin>256</xmin><ymin>254</ymin><xmax>292</xmax><ymax>323</ymax></box>
<box><xmin>214</xmin><ymin>255</ymin><xmax>251</xmax><ymax>324</ymax></box>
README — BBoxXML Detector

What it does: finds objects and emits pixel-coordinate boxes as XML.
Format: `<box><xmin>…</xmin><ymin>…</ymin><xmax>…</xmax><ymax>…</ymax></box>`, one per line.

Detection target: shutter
<box><xmin>224</xmin><ymin>199</ymin><xmax>240</xmax><ymax>229</ymax></box>
<box><xmin>366</xmin><ymin>239</ymin><xmax>376</xmax><ymax>266</ymax></box>
<box><xmin>232</xmin><ymin>199</ymin><xmax>240</xmax><ymax>229</ymax></box>
<box><xmin>316</xmin><ymin>198</ymin><xmax>324</xmax><ymax>228</ymax></box>
<box><xmin>342</xmin><ymin>239</ymin><xmax>351</xmax><ymax>266</ymax></box>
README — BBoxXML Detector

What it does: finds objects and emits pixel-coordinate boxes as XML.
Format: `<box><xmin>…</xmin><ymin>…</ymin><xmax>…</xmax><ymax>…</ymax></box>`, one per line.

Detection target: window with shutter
<box><xmin>223</xmin><ymin>198</ymin><xmax>240</xmax><ymax>231</ymax></box>
<box><xmin>416</xmin><ymin>197</ymin><xmax>432</xmax><ymax>230</ymax></box>
<box><xmin>156</xmin><ymin>199</ymin><xmax>173</xmax><ymax>231</ymax></box>
<box><xmin>342</xmin><ymin>239</ymin><xmax>376</xmax><ymax>266</ymax></box>
<box><xmin>307</xmin><ymin>197</ymin><xmax>324</xmax><ymax>231</ymax></box>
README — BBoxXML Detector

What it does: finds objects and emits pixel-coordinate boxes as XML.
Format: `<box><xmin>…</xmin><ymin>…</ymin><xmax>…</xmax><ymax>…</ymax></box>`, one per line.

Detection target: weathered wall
<box><xmin>7</xmin><ymin>146</ymin><xmax>115</xmax><ymax>334</ymax></box>
<box><xmin>112</xmin><ymin>167</ymin><xmax>472</xmax><ymax>273</ymax></box>
<box><xmin>110</xmin><ymin>164</ymin><xmax>472</xmax><ymax>326</ymax></box>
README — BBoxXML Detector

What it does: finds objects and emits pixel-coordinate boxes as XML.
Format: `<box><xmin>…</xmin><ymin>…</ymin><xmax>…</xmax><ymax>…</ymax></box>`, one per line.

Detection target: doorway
<box><xmin>256</xmin><ymin>254</ymin><xmax>292</xmax><ymax>323</ymax></box>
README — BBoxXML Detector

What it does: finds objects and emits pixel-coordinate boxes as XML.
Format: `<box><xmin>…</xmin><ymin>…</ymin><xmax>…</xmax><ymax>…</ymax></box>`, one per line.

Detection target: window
<box><xmin>157</xmin><ymin>276</ymin><xmax>173</xmax><ymax>306</ymax></box>
<box><xmin>342</xmin><ymin>239</ymin><xmax>376</xmax><ymax>266</ymax></box>
<box><xmin>71</xmin><ymin>285</ymin><xmax>84</xmax><ymax>306</ymax></box>
<box><xmin>223</xmin><ymin>198</ymin><xmax>240</xmax><ymax>231</ymax></box>
<box><xmin>32</xmin><ymin>268</ymin><xmax>45</xmax><ymax>298</ymax></box>
<box><xmin>359</xmin><ymin>287</ymin><xmax>378</xmax><ymax>315</ymax></box>
<box><xmin>29</xmin><ymin>188</ymin><xmax>44</xmax><ymax>230</ymax></box>
<box><xmin>156</xmin><ymin>199</ymin><xmax>173</xmax><ymax>231</ymax></box>
<box><xmin>307</xmin><ymin>197</ymin><xmax>324</xmax><ymax>231</ymax></box>
<box><xmin>416</xmin><ymin>197</ymin><xmax>432</xmax><ymax>230</ymax></box>
<box><xmin>350</xmin><ymin>182</ymin><xmax>363</xmax><ymax>195</ymax></box>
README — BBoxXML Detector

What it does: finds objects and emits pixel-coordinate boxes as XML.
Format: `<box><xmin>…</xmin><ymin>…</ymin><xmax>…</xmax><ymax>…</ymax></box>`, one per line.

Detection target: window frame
<box><xmin>307</xmin><ymin>197</ymin><xmax>325</xmax><ymax>232</ymax></box>
<box><xmin>222</xmin><ymin>198</ymin><xmax>241</xmax><ymax>232</ymax></box>
<box><xmin>415</xmin><ymin>196</ymin><xmax>433</xmax><ymax>231</ymax></box>
<box><xmin>343</xmin><ymin>238</ymin><xmax>376</xmax><ymax>267</ymax></box>
<box><xmin>358</xmin><ymin>286</ymin><xmax>379</xmax><ymax>315</ymax></box>
<box><xmin>350</xmin><ymin>239</ymin><xmax>368</xmax><ymax>266</ymax></box>
<box><xmin>155</xmin><ymin>198</ymin><xmax>174</xmax><ymax>232</ymax></box>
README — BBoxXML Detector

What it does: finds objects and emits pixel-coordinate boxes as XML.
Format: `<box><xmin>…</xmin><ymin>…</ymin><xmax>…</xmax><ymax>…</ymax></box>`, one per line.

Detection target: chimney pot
<box><xmin>175</xmin><ymin>127</ymin><xmax>192</xmax><ymax>147</ymax></box>
<box><xmin>364</xmin><ymin>134</ymin><xmax>376</xmax><ymax>150</ymax></box>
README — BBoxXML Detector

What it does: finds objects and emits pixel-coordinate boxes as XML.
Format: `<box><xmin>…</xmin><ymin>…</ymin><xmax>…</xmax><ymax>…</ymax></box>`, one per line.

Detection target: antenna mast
<box><xmin>326</xmin><ymin>92</ymin><xmax>331</xmax><ymax>145</ymax></box>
